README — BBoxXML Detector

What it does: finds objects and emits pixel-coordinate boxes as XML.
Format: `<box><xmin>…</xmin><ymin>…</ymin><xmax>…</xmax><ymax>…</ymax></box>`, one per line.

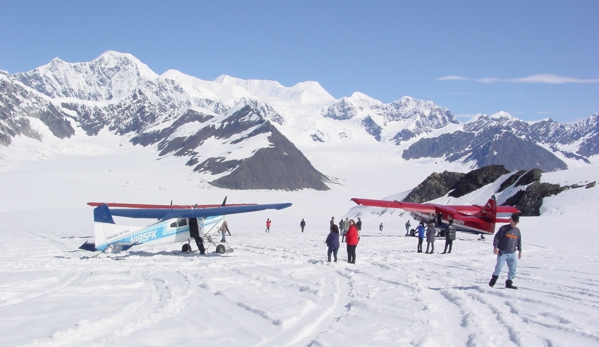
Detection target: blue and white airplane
<box><xmin>79</xmin><ymin>199</ymin><xmax>292</xmax><ymax>254</ymax></box>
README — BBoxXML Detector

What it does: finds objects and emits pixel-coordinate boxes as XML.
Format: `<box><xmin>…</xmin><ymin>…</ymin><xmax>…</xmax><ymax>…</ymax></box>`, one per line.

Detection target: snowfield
<box><xmin>1</xmin><ymin>135</ymin><xmax>599</xmax><ymax>346</ymax></box>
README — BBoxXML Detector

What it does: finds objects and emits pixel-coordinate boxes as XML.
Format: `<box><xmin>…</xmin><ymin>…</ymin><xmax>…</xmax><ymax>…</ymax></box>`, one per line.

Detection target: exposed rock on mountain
<box><xmin>448</xmin><ymin>165</ymin><xmax>510</xmax><ymax>198</ymax></box>
<box><xmin>323</xmin><ymin>94</ymin><xmax>460</xmax><ymax>144</ymax></box>
<box><xmin>503</xmin><ymin>182</ymin><xmax>567</xmax><ymax>216</ymax></box>
<box><xmin>0</xmin><ymin>72</ymin><xmax>75</xmax><ymax>145</ymax></box>
<box><xmin>211</xmin><ymin>120</ymin><xmax>331</xmax><ymax>190</ymax></box>
<box><xmin>403</xmin><ymin>122</ymin><xmax>568</xmax><ymax>172</ymax></box>
<box><xmin>403</xmin><ymin>165</ymin><xmax>596</xmax><ymax>216</ymax></box>
<box><xmin>402</xmin><ymin>112</ymin><xmax>599</xmax><ymax>172</ymax></box>
<box><xmin>136</xmin><ymin>105</ymin><xmax>331</xmax><ymax>190</ymax></box>
<box><xmin>14</xmin><ymin>51</ymin><xmax>158</xmax><ymax>101</ymax></box>
<box><xmin>404</xmin><ymin>171</ymin><xmax>465</xmax><ymax>203</ymax></box>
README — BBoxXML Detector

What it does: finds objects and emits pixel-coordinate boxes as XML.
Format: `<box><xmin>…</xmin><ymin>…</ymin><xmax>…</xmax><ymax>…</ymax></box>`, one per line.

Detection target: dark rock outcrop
<box><xmin>503</xmin><ymin>182</ymin><xmax>567</xmax><ymax>216</ymax></box>
<box><xmin>449</xmin><ymin>165</ymin><xmax>510</xmax><ymax>198</ymax></box>
<box><xmin>402</xmin><ymin>165</ymin><xmax>596</xmax><ymax>217</ymax></box>
<box><xmin>404</xmin><ymin>171</ymin><xmax>465</xmax><ymax>203</ymax></box>
<box><xmin>211</xmin><ymin>122</ymin><xmax>330</xmax><ymax>190</ymax></box>
<box><xmin>514</xmin><ymin>168</ymin><xmax>543</xmax><ymax>187</ymax></box>
<box><xmin>403</xmin><ymin>130</ymin><xmax>568</xmax><ymax>172</ymax></box>
<box><xmin>498</xmin><ymin>170</ymin><xmax>526</xmax><ymax>192</ymax></box>
<box><xmin>361</xmin><ymin>116</ymin><xmax>382</xmax><ymax>141</ymax></box>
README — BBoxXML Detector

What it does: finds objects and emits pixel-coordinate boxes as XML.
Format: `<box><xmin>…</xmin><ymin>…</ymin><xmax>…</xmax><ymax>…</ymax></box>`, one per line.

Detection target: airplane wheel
<box><xmin>182</xmin><ymin>244</ymin><xmax>191</xmax><ymax>252</ymax></box>
<box><xmin>216</xmin><ymin>244</ymin><xmax>226</xmax><ymax>254</ymax></box>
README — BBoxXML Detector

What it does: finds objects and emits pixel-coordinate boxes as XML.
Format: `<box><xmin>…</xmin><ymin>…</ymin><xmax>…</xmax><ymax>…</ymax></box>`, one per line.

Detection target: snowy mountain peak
<box><xmin>14</xmin><ymin>51</ymin><xmax>158</xmax><ymax>101</ymax></box>
<box><xmin>213</xmin><ymin>74</ymin><xmax>334</xmax><ymax>106</ymax></box>
<box><xmin>349</xmin><ymin>91</ymin><xmax>381</xmax><ymax>105</ymax></box>
<box><xmin>490</xmin><ymin>111</ymin><xmax>519</xmax><ymax>122</ymax></box>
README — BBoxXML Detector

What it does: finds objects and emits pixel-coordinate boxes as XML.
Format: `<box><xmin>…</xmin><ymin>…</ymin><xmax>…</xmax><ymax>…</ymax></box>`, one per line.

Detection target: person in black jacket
<box><xmin>489</xmin><ymin>214</ymin><xmax>522</xmax><ymax>289</ymax></box>
<box><xmin>425</xmin><ymin>220</ymin><xmax>436</xmax><ymax>254</ymax></box>
<box><xmin>441</xmin><ymin>218</ymin><xmax>456</xmax><ymax>254</ymax></box>
<box><xmin>300</xmin><ymin>219</ymin><xmax>306</xmax><ymax>232</ymax></box>
<box><xmin>189</xmin><ymin>217</ymin><xmax>205</xmax><ymax>255</ymax></box>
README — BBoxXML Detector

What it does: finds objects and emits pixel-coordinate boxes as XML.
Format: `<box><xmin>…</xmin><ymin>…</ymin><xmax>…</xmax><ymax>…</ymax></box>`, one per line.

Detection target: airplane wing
<box><xmin>87</xmin><ymin>202</ymin><xmax>256</xmax><ymax>209</ymax></box>
<box><xmin>351</xmin><ymin>198</ymin><xmax>436</xmax><ymax>214</ymax></box>
<box><xmin>105</xmin><ymin>203</ymin><xmax>292</xmax><ymax>220</ymax></box>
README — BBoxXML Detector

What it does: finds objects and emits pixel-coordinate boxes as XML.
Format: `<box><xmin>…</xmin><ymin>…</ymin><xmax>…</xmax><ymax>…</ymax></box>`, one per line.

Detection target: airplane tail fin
<box><xmin>92</xmin><ymin>204</ymin><xmax>114</xmax><ymax>247</ymax></box>
<box><xmin>476</xmin><ymin>196</ymin><xmax>497</xmax><ymax>234</ymax></box>
<box><xmin>80</xmin><ymin>204</ymin><xmax>114</xmax><ymax>251</ymax></box>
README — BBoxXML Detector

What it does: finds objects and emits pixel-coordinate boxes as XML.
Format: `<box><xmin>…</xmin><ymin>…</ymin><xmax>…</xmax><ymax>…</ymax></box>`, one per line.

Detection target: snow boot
<box><xmin>489</xmin><ymin>275</ymin><xmax>498</xmax><ymax>287</ymax></box>
<box><xmin>506</xmin><ymin>280</ymin><xmax>518</xmax><ymax>290</ymax></box>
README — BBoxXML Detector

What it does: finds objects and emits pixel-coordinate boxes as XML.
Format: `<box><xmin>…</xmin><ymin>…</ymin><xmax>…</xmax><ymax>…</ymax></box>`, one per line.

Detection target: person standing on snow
<box><xmin>300</xmin><ymin>219</ymin><xmax>306</xmax><ymax>233</ymax></box>
<box><xmin>325</xmin><ymin>224</ymin><xmax>340</xmax><ymax>262</ymax></box>
<box><xmin>345</xmin><ymin>219</ymin><xmax>360</xmax><ymax>264</ymax></box>
<box><xmin>330</xmin><ymin>216</ymin><xmax>335</xmax><ymax>232</ymax></box>
<box><xmin>379</xmin><ymin>222</ymin><xmax>383</xmax><ymax>235</ymax></box>
<box><xmin>356</xmin><ymin>217</ymin><xmax>362</xmax><ymax>233</ymax></box>
<box><xmin>416</xmin><ymin>221</ymin><xmax>425</xmax><ymax>253</ymax></box>
<box><xmin>219</xmin><ymin>220</ymin><xmax>231</xmax><ymax>243</ymax></box>
<box><xmin>265</xmin><ymin>218</ymin><xmax>271</xmax><ymax>233</ymax></box>
<box><xmin>425</xmin><ymin>220</ymin><xmax>436</xmax><ymax>254</ymax></box>
<box><xmin>405</xmin><ymin>220</ymin><xmax>411</xmax><ymax>236</ymax></box>
<box><xmin>341</xmin><ymin>218</ymin><xmax>349</xmax><ymax>242</ymax></box>
<box><xmin>189</xmin><ymin>217</ymin><xmax>205</xmax><ymax>254</ymax></box>
<box><xmin>489</xmin><ymin>213</ymin><xmax>522</xmax><ymax>289</ymax></box>
<box><xmin>441</xmin><ymin>218</ymin><xmax>456</xmax><ymax>254</ymax></box>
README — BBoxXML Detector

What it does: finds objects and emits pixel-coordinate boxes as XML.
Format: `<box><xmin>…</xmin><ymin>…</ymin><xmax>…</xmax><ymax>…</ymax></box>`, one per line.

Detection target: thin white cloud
<box><xmin>437</xmin><ymin>74</ymin><xmax>599</xmax><ymax>84</ymax></box>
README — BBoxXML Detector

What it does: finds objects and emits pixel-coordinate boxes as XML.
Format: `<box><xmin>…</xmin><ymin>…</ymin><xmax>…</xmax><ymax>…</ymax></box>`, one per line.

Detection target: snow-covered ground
<box><xmin>1</xmin><ymin>134</ymin><xmax>599</xmax><ymax>346</ymax></box>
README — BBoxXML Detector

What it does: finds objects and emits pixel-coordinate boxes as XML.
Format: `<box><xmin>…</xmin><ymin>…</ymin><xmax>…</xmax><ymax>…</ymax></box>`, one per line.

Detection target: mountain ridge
<box><xmin>2</xmin><ymin>51</ymin><xmax>599</xmax><ymax>190</ymax></box>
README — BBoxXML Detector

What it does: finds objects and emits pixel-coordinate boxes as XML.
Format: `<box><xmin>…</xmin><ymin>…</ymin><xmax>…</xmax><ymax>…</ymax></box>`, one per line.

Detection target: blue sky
<box><xmin>1</xmin><ymin>0</ymin><xmax>597</xmax><ymax>123</ymax></box>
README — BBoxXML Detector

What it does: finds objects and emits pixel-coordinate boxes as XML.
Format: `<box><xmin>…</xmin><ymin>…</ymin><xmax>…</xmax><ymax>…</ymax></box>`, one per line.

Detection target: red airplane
<box><xmin>350</xmin><ymin>196</ymin><xmax>520</xmax><ymax>236</ymax></box>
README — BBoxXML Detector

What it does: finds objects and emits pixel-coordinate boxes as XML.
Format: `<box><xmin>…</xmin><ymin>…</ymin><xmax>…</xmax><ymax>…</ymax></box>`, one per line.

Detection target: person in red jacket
<box><xmin>345</xmin><ymin>219</ymin><xmax>360</xmax><ymax>264</ymax></box>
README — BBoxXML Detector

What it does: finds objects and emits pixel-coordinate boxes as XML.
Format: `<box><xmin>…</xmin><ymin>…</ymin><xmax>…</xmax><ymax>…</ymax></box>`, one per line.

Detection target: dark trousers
<box><xmin>443</xmin><ymin>239</ymin><xmax>453</xmax><ymax>253</ymax></box>
<box><xmin>327</xmin><ymin>247</ymin><xmax>338</xmax><ymax>262</ymax></box>
<box><xmin>426</xmin><ymin>241</ymin><xmax>434</xmax><ymax>253</ymax></box>
<box><xmin>193</xmin><ymin>235</ymin><xmax>205</xmax><ymax>254</ymax></box>
<box><xmin>347</xmin><ymin>245</ymin><xmax>357</xmax><ymax>263</ymax></box>
<box><xmin>418</xmin><ymin>237</ymin><xmax>423</xmax><ymax>252</ymax></box>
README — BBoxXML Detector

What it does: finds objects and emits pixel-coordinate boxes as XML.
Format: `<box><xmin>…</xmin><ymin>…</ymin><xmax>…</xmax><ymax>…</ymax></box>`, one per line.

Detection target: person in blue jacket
<box><xmin>325</xmin><ymin>224</ymin><xmax>340</xmax><ymax>262</ymax></box>
<box><xmin>417</xmin><ymin>221</ymin><xmax>425</xmax><ymax>253</ymax></box>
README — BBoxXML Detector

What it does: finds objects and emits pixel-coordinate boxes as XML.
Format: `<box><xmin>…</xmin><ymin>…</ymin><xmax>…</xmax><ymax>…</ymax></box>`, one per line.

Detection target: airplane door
<box><xmin>174</xmin><ymin>218</ymin><xmax>190</xmax><ymax>242</ymax></box>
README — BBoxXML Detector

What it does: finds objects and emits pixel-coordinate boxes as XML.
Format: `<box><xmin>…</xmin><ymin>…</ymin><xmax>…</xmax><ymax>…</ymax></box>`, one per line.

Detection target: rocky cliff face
<box><xmin>402</xmin><ymin>114</ymin><xmax>576</xmax><ymax>172</ymax></box>
<box><xmin>403</xmin><ymin>165</ymin><xmax>597</xmax><ymax>216</ymax></box>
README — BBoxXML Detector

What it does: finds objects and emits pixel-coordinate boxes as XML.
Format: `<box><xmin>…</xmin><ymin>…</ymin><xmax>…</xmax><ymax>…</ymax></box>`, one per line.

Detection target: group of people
<box><xmin>201</xmin><ymin>212</ymin><xmax>523</xmax><ymax>290</ymax></box>
<box><xmin>415</xmin><ymin>218</ymin><xmax>456</xmax><ymax>254</ymax></box>
<box><xmin>325</xmin><ymin>213</ymin><xmax>523</xmax><ymax>290</ymax></box>
<box><xmin>325</xmin><ymin>216</ymin><xmax>361</xmax><ymax>263</ymax></box>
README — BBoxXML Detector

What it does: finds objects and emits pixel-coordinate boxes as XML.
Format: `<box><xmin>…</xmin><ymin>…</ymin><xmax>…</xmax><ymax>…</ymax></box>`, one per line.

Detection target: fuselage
<box><xmin>95</xmin><ymin>215</ymin><xmax>224</xmax><ymax>251</ymax></box>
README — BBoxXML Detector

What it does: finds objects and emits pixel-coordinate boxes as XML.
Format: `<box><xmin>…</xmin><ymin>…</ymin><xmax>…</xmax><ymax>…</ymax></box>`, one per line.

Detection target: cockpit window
<box><xmin>177</xmin><ymin>219</ymin><xmax>188</xmax><ymax>227</ymax></box>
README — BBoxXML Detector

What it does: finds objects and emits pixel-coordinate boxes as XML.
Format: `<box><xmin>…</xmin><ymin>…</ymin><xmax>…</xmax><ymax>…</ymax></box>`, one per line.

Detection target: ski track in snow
<box><xmin>1</xmin><ymin>225</ymin><xmax>599</xmax><ymax>346</ymax></box>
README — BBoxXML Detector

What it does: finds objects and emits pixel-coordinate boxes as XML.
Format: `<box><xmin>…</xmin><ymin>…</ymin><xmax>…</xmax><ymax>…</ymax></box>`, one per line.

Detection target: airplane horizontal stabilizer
<box><xmin>79</xmin><ymin>241</ymin><xmax>97</xmax><ymax>252</ymax></box>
